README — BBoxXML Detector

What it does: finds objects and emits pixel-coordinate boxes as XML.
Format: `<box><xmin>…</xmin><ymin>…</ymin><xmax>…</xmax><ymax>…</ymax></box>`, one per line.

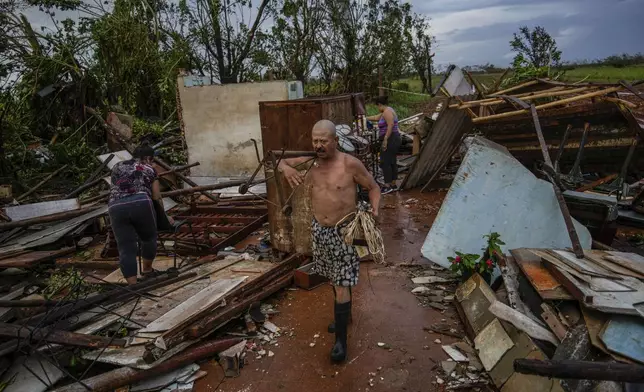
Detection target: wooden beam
<box><xmin>489</xmin><ymin>79</ymin><xmax>539</xmax><ymax>96</ymax></box>
<box><xmin>575</xmin><ymin>174</ymin><xmax>618</xmax><ymax>192</ymax></box>
<box><xmin>449</xmin><ymin>86</ymin><xmax>566</xmax><ymax>108</ymax></box>
<box><xmin>0</xmin><ymin>322</ymin><xmax>127</xmax><ymax>348</ymax></box>
<box><xmin>50</xmin><ymin>338</ymin><xmax>243</xmax><ymax>392</ymax></box>
<box><xmin>453</xmin><ymin>86</ymin><xmax>594</xmax><ymax>109</ymax></box>
<box><xmin>17</xmin><ymin>165</ymin><xmax>69</xmax><ymax>202</ymax></box>
<box><xmin>473</xmin><ymin>86</ymin><xmax>623</xmax><ymax>123</ymax></box>
<box><xmin>514</xmin><ymin>359</ymin><xmax>644</xmax><ymax>383</ymax></box>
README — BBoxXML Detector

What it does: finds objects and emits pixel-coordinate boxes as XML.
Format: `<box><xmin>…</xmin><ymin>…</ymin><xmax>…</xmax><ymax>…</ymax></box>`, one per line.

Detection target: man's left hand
<box><xmin>382</xmin><ymin>139</ymin><xmax>388</xmax><ymax>151</ymax></box>
<box><xmin>371</xmin><ymin>207</ymin><xmax>380</xmax><ymax>224</ymax></box>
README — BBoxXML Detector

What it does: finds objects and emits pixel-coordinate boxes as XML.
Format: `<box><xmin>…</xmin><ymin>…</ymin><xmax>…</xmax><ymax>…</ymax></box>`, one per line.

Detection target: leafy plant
<box><xmin>43</xmin><ymin>267</ymin><xmax>99</xmax><ymax>300</ymax></box>
<box><xmin>448</xmin><ymin>232</ymin><xmax>505</xmax><ymax>276</ymax></box>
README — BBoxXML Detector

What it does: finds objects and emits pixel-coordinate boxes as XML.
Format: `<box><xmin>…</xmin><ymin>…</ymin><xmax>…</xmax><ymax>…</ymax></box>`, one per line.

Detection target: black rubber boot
<box><xmin>327</xmin><ymin>312</ymin><xmax>352</xmax><ymax>333</ymax></box>
<box><xmin>328</xmin><ymin>286</ymin><xmax>351</xmax><ymax>333</ymax></box>
<box><xmin>330</xmin><ymin>301</ymin><xmax>351</xmax><ymax>363</ymax></box>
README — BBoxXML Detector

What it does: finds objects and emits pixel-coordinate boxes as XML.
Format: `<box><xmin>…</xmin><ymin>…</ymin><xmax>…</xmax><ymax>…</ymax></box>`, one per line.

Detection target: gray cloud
<box><xmin>415</xmin><ymin>0</ymin><xmax>644</xmax><ymax>67</ymax></box>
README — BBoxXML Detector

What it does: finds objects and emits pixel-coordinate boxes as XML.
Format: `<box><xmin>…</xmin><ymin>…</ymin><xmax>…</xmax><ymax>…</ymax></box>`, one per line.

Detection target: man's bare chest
<box><xmin>309</xmin><ymin>166</ymin><xmax>355</xmax><ymax>193</ymax></box>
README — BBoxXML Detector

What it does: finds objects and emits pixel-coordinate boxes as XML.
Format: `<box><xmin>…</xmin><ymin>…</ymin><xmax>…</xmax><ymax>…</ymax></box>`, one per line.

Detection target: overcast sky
<box><xmin>420</xmin><ymin>0</ymin><xmax>644</xmax><ymax>67</ymax></box>
<box><xmin>23</xmin><ymin>0</ymin><xmax>644</xmax><ymax>68</ymax></box>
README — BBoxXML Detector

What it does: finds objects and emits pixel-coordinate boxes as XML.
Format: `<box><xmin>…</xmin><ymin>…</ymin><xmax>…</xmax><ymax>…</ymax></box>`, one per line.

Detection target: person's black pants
<box><xmin>380</xmin><ymin>133</ymin><xmax>401</xmax><ymax>184</ymax></box>
<box><xmin>108</xmin><ymin>194</ymin><xmax>157</xmax><ymax>279</ymax></box>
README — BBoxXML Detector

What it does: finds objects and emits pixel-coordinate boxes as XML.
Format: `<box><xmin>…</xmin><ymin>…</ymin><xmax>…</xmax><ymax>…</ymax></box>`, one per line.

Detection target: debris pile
<box><xmin>398</xmin><ymin>77</ymin><xmax>644</xmax><ymax>390</ymax></box>
<box><xmin>0</xmin><ymin>101</ymin><xmax>317</xmax><ymax>390</ymax></box>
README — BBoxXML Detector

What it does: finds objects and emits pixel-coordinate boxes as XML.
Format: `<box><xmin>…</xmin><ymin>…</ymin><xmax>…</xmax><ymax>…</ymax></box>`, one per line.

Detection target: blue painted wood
<box><xmin>599</xmin><ymin>316</ymin><xmax>644</xmax><ymax>364</ymax></box>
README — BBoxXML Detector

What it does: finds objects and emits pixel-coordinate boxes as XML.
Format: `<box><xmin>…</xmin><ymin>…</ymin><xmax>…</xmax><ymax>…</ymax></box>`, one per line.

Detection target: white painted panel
<box><xmin>421</xmin><ymin>137</ymin><xmax>592</xmax><ymax>268</ymax></box>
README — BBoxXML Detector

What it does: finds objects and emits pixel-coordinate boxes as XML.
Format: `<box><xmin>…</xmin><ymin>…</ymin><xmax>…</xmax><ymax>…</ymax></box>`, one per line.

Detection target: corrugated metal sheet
<box><xmin>4</xmin><ymin>199</ymin><xmax>80</xmax><ymax>221</ymax></box>
<box><xmin>400</xmin><ymin>99</ymin><xmax>474</xmax><ymax>190</ymax></box>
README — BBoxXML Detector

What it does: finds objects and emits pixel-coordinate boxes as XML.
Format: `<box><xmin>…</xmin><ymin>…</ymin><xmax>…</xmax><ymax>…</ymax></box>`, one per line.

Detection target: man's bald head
<box><xmin>312</xmin><ymin>119</ymin><xmax>338</xmax><ymax>159</ymax></box>
<box><xmin>312</xmin><ymin>119</ymin><xmax>336</xmax><ymax>137</ymax></box>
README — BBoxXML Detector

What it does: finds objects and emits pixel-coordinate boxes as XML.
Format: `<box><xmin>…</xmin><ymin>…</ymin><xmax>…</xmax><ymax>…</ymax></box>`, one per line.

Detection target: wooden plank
<box><xmin>173</xmin><ymin>215</ymin><xmax>259</xmax><ymax>224</ymax></box>
<box><xmin>101</xmin><ymin>256</ymin><xmax>179</xmax><ymax>285</ymax></box>
<box><xmin>499</xmin><ymin>255</ymin><xmax>548</xmax><ymax>326</ymax></box>
<box><xmin>489</xmin><ymin>300</ymin><xmax>559</xmax><ymax>345</ymax></box>
<box><xmin>583</xmin><ymin>251</ymin><xmax>644</xmax><ymax>280</ymax></box>
<box><xmin>533</xmin><ymin>250</ymin><xmax>634</xmax><ymax>292</ymax></box>
<box><xmin>210</xmin><ymin>214</ymin><xmax>268</xmax><ymax>253</ymax></box>
<box><xmin>400</xmin><ymin>106</ymin><xmax>473</xmax><ymax>190</ymax></box>
<box><xmin>138</xmin><ymin>277</ymin><xmax>247</xmax><ymax>334</ymax></box>
<box><xmin>575</xmin><ymin>174</ymin><xmax>618</xmax><ymax>192</ymax></box>
<box><xmin>605</xmin><ymin>252</ymin><xmax>644</xmax><ymax>276</ymax></box>
<box><xmin>542</xmin><ymin>255</ymin><xmax>644</xmax><ymax>316</ymax></box>
<box><xmin>511</xmin><ymin>249</ymin><xmax>572</xmax><ymax>300</ymax></box>
<box><xmin>599</xmin><ymin>316</ymin><xmax>644</xmax><ymax>364</ymax></box>
<box><xmin>0</xmin><ymin>248</ymin><xmax>75</xmax><ymax>268</ymax></box>
<box><xmin>0</xmin><ymin>322</ymin><xmax>127</xmax><ymax>348</ymax></box>
<box><xmin>541</xmin><ymin>259</ymin><xmax>593</xmax><ymax>304</ymax></box>
<box><xmin>541</xmin><ymin>303</ymin><xmax>568</xmax><ymax>341</ymax></box>
<box><xmin>155</xmin><ymin>256</ymin><xmax>247</xmax><ymax>297</ymax></box>
<box><xmin>550</xmin><ymin>250</ymin><xmax>621</xmax><ymax>279</ymax></box>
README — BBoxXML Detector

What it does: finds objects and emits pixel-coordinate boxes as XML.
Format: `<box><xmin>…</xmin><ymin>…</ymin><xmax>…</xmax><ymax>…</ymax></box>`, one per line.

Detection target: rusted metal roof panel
<box><xmin>258</xmin><ymin>94</ymin><xmax>365</xmax><ymax>155</ymax></box>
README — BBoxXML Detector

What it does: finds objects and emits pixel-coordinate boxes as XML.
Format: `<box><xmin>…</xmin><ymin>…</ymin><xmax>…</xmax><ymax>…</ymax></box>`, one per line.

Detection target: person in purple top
<box><xmin>108</xmin><ymin>142</ymin><xmax>172</xmax><ymax>285</ymax></box>
<box><xmin>366</xmin><ymin>96</ymin><xmax>402</xmax><ymax>194</ymax></box>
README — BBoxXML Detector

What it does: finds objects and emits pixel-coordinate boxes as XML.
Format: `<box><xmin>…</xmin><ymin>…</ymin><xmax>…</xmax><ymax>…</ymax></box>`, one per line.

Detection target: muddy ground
<box><xmin>194</xmin><ymin>190</ymin><xmax>464</xmax><ymax>392</ymax></box>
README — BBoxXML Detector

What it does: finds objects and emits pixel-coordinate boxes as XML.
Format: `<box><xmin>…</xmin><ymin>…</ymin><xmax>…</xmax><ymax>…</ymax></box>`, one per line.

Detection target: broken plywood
<box><xmin>581</xmin><ymin>307</ymin><xmax>635</xmax><ymax>363</ymax></box>
<box><xmin>599</xmin><ymin>316</ymin><xmax>644</xmax><ymax>364</ymax></box>
<box><xmin>138</xmin><ymin>277</ymin><xmax>247</xmax><ymax>334</ymax></box>
<box><xmin>605</xmin><ymin>252</ymin><xmax>644</xmax><ymax>276</ymax></box>
<box><xmin>511</xmin><ymin>248</ymin><xmax>573</xmax><ymax>300</ymax></box>
<box><xmin>102</xmin><ymin>256</ymin><xmax>180</xmax><ymax>284</ymax></box>
<box><xmin>534</xmin><ymin>249</ymin><xmax>644</xmax><ymax>316</ymax></box>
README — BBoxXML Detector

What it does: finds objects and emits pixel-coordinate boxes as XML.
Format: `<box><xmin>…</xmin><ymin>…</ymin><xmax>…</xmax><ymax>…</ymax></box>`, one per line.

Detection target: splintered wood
<box><xmin>516</xmin><ymin>248</ymin><xmax>644</xmax><ymax>317</ymax></box>
<box><xmin>79</xmin><ymin>255</ymin><xmax>276</xmax><ymax>367</ymax></box>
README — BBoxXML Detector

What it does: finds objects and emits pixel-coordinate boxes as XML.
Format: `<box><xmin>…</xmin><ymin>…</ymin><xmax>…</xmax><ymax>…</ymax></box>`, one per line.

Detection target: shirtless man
<box><xmin>278</xmin><ymin>119</ymin><xmax>381</xmax><ymax>363</ymax></box>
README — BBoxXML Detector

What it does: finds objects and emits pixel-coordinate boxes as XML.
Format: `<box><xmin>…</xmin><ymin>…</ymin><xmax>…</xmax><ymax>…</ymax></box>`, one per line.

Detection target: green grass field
<box><xmin>374</xmin><ymin>64</ymin><xmax>644</xmax><ymax>117</ymax></box>
<box><xmin>394</xmin><ymin>64</ymin><xmax>644</xmax><ymax>94</ymax></box>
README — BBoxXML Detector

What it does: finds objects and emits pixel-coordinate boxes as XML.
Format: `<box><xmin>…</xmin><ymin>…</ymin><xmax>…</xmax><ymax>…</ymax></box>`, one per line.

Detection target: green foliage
<box><xmin>628</xmin><ymin>233</ymin><xmax>644</xmax><ymax>246</ymax></box>
<box><xmin>510</xmin><ymin>26</ymin><xmax>562</xmax><ymax>69</ymax></box>
<box><xmin>394</xmin><ymin>82</ymin><xmax>409</xmax><ymax>91</ymax></box>
<box><xmin>509</xmin><ymin>26</ymin><xmax>562</xmax><ymax>84</ymax></box>
<box><xmin>43</xmin><ymin>267</ymin><xmax>99</xmax><ymax>300</ymax></box>
<box><xmin>448</xmin><ymin>232</ymin><xmax>505</xmax><ymax>276</ymax></box>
